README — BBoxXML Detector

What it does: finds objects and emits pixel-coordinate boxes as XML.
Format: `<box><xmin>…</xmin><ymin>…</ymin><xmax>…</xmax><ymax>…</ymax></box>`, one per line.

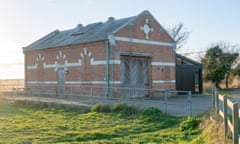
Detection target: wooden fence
<box><xmin>213</xmin><ymin>90</ymin><xmax>239</xmax><ymax>144</ymax></box>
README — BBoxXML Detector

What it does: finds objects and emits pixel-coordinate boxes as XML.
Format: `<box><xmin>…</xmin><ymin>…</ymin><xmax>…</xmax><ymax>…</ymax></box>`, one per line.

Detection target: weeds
<box><xmin>91</xmin><ymin>103</ymin><xmax>111</xmax><ymax>113</ymax></box>
<box><xmin>142</xmin><ymin>107</ymin><xmax>167</xmax><ymax>122</ymax></box>
<box><xmin>179</xmin><ymin>116</ymin><xmax>201</xmax><ymax>132</ymax></box>
<box><xmin>112</xmin><ymin>103</ymin><xmax>139</xmax><ymax>117</ymax></box>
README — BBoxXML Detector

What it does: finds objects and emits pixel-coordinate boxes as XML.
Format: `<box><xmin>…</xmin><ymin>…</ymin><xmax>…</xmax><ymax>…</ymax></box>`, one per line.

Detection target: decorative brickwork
<box><xmin>23</xmin><ymin>11</ymin><xmax>176</xmax><ymax>95</ymax></box>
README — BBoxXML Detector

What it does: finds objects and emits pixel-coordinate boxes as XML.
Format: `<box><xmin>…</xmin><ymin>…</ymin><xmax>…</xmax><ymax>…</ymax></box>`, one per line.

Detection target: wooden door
<box><xmin>121</xmin><ymin>56</ymin><xmax>149</xmax><ymax>97</ymax></box>
<box><xmin>57</xmin><ymin>68</ymin><xmax>65</xmax><ymax>97</ymax></box>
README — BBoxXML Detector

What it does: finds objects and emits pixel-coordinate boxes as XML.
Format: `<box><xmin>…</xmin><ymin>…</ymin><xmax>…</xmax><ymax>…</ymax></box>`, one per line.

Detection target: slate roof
<box><xmin>176</xmin><ymin>53</ymin><xmax>202</xmax><ymax>67</ymax></box>
<box><xmin>23</xmin><ymin>16</ymin><xmax>137</xmax><ymax>51</ymax></box>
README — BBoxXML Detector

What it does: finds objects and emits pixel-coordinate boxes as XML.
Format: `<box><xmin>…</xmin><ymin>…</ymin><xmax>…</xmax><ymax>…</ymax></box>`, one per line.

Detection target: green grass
<box><xmin>0</xmin><ymin>100</ymin><xmax>204</xmax><ymax>144</ymax></box>
<box><xmin>228</xmin><ymin>115</ymin><xmax>240</xmax><ymax>134</ymax></box>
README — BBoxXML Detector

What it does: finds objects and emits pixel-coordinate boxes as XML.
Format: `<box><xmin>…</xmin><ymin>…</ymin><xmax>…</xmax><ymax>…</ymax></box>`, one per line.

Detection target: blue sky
<box><xmin>0</xmin><ymin>0</ymin><xmax>239</xmax><ymax>79</ymax></box>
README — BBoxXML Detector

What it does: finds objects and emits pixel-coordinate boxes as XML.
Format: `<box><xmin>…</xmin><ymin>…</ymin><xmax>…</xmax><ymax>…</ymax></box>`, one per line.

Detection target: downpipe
<box><xmin>105</xmin><ymin>40</ymin><xmax>110</xmax><ymax>99</ymax></box>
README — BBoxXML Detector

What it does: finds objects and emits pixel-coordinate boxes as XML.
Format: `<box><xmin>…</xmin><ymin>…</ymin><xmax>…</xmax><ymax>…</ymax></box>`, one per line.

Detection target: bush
<box><xmin>91</xmin><ymin>103</ymin><xmax>111</xmax><ymax>113</ymax></box>
<box><xmin>143</xmin><ymin>107</ymin><xmax>163</xmax><ymax>117</ymax></box>
<box><xmin>112</xmin><ymin>103</ymin><xmax>139</xmax><ymax>116</ymax></box>
<box><xmin>142</xmin><ymin>107</ymin><xmax>165</xmax><ymax>122</ymax></box>
<box><xmin>179</xmin><ymin>116</ymin><xmax>201</xmax><ymax>133</ymax></box>
<box><xmin>112</xmin><ymin>103</ymin><xmax>128</xmax><ymax>112</ymax></box>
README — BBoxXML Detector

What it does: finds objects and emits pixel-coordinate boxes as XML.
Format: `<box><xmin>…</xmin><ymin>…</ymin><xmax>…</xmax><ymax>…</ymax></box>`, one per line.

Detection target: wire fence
<box><xmin>0</xmin><ymin>79</ymin><xmax>24</xmax><ymax>92</ymax></box>
<box><xmin>0</xmin><ymin>83</ymin><xmax>196</xmax><ymax>116</ymax></box>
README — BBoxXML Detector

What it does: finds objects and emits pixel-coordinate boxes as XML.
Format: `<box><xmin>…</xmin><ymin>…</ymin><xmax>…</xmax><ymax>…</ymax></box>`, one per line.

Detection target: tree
<box><xmin>221</xmin><ymin>53</ymin><xmax>239</xmax><ymax>88</ymax></box>
<box><xmin>214</xmin><ymin>41</ymin><xmax>239</xmax><ymax>88</ymax></box>
<box><xmin>166</xmin><ymin>23</ymin><xmax>190</xmax><ymax>51</ymax></box>
<box><xmin>201</xmin><ymin>46</ymin><xmax>239</xmax><ymax>88</ymax></box>
<box><xmin>233</xmin><ymin>62</ymin><xmax>240</xmax><ymax>76</ymax></box>
<box><xmin>201</xmin><ymin>46</ymin><xmax>224</xmax><ymax>88</ymax></box>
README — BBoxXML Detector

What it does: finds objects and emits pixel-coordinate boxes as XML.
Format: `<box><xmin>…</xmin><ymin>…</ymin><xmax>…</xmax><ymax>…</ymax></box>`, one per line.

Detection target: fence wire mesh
<box><xmin>0</xmin><ymin>82</ymin><xmax>196</xmax><ymax>116</ymax></box>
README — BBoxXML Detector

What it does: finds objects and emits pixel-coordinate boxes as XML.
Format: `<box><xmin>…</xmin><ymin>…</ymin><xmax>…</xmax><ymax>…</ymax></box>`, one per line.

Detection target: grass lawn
<box><xmin>0</xmin><ymin>100</ymin><xmax>204</xmax><ymax>144</ymax></box>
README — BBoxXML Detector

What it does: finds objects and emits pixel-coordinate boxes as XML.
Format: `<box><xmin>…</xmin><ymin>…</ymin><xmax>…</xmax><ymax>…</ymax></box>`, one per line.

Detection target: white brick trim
<box><xmin>151</xmin><ymin>62</ymin><xmax>176</xmax><ymax>66</ymax></box>
<box><xmin>114</xmin><ymin>36</ymin><xmax>175</xmax><ymax>47</ymax></box>
<box><xmin>26</xmin><ymin>63</ymin><xmax>37</xmax><ymax>70</ymax></box>
<box><xmin>27</xmin><ymin>81</ymin><xmax>121</xmax><ymax>85</ymax></box>
<box><xmin>27</xmin><ymin>81</ymin><xmax>58</xmax><ymax>85</ymax></box>
<box><xmin>26</xmin><ymin>59</ymin><xmax>120</xmax><ymax>70</ymax></box>
<box><xmin>66</xmin><ymin>81</ymin><xmax>121</xmax><ymax>85</ymax></box>
<box><xmin>43</xmin><ymin>62</ymin><xmax>57</xmax><ymax>68</ymax></box>
<box><xmin>153</xmin><ymin>80</ymin><xmax>176</xmax><ymax>84</ymax></box>
<box><xmin>27</xmin><ymin>80</ymin><xmax>175</xmax><ymax>85</ymax></box>
<box><xmin>65</xmin><ymin>60</ymin><xmax>82</xmax><ymax>67</ymax></box>
<box><xmin>90</xmin><ymin>58</ymin><xmax>120</xmax><ymax>65</ymax></box>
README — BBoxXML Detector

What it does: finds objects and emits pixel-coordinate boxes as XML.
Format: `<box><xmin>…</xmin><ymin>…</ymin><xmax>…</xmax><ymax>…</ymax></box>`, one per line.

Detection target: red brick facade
<box><xmin>23</xmin><ymin>11</ymin><xmax>176</xmax><ymax>96</ymax></box>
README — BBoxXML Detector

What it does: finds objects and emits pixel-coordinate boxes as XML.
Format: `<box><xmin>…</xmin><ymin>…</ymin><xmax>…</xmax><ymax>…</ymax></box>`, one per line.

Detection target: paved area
<box><xmin>4</xmin><ymin>94</ymin><xmax>213</xmax><ymax>116</ymax></box>
<box><xmin>227</xmin><ymin>89</ymin><xmax>240</xmax><ymax>105</ymax></box>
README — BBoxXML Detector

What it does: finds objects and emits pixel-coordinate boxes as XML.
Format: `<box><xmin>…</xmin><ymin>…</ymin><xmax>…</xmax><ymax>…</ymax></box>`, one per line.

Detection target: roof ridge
<box><xmin>72</xmin><ymin>22</ymin><xmax>102</xmax><ymax>36</ymax></box>
<box><xmin>23</xmin><ymin>10</ymin><xmax>170</xmax><ymax>52</ymax></box>
<box><xmin>110</xmin><ymin>15</ymin><xmax>137</xmax><ymax>34</ymax></box>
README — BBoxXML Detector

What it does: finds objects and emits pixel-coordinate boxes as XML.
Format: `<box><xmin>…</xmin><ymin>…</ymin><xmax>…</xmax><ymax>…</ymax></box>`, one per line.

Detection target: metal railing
<box><xmin>1</xmin><ymin>84</ymin><xmax>193</xmax><ymax>116</ymax></box>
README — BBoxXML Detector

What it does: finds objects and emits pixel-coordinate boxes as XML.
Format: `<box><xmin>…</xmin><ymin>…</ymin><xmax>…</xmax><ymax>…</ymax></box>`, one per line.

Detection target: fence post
<box><xmin>215</xmin><ymin>91</ymin><xmax>219</xmax><ymax>114</ymax></box>
<box><xmin>70</xmin><ymin>90</ymin><xmax>73</xmax><ymax>105</ymax></box>
<box><xmin>120</xmin><ymin>88</ymin><xmax>123</xmax><ymax>102</ymax></box>
<box><xmin>164</xmin><ymin>90</ymin><xmax>168</xmax><ymax>113</ymax></box>
<box><xmin>223</xmin><ymin>95</ymin><xmax>228</xmax><ymax>137</ymax></box>
<box><xmin>188</xmin><ymin>91</ymin><xmax>192</xmax><ymax>116</ymax></box>
<box><xmin>212</xmin><ymin>86</ymin><xmax>215</xmax><ymax>107</ymax></box>
<box><xmin>90</xmin><ymin>88</ymin><xmax>93</xmax><ymax>105</ymax></box>
<box><xmin>232</xmin><ymin>102</ymin><xmax>239</xmax><ymax>144</ymax></box>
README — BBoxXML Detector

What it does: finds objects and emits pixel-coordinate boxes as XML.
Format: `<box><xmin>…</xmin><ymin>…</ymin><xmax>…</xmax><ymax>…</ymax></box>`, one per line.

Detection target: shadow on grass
<box><xmin>52</xmin><ymin>113</ymin><xmax>182</xmax><ymax>143</ymax></box>
<box><xmin>0</xmin><ymin>100</ymin><xmax>187</xmax><ymax>143</ymax></box>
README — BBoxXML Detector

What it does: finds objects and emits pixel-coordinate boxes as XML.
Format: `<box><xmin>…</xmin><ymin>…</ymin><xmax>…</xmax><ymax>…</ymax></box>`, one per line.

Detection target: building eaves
<box><xmin>176</xmin><ymin>53</ymin><xmax>202</xmax><ymax>67</ymax></box>
<box><xmin>23</xmin><ymin>16</ymin><xmax>136</xmax><ymax>52</ymax></box>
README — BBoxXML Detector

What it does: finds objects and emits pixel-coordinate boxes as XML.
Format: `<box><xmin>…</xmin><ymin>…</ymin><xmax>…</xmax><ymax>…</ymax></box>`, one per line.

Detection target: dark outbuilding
<box><xmin>176</xmin><ymin>54</ymin><xmax>203</xmax><ymax>93</ymax></box>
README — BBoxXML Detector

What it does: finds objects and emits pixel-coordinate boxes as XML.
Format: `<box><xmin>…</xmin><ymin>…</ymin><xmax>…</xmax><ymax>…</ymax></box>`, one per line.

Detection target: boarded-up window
<box><xmin>121</xmin><ymin>56</ymin><xmax>149</xmax><ymax>88</ymax></box>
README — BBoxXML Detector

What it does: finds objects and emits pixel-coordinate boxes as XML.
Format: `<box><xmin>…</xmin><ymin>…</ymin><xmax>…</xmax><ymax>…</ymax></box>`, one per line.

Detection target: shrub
<box><xmin>112</xmin><ymin>103</ymin><xmax>139</xmax><ymax>116</ymax></box>
<box><xmin>179</xmin><ymin>116</ymin><xmax>201</xmax><ymax>133</ymax></box>
<box><xmin>142</xmin><ymin>107</ymin><xmax>165</xmax><ymax>122</ymax></box>
<box><xmin>143</xmin><ymin>107</ymin><xmax>162</xmax><ymax>117</ymax></box>
<box><xmin>112</xmin><ymin>103</ymin><xmax>128</xmax><ymax>112</ymax></box>
<box><xmin>91</xmin><ymin>103</ymin><xmax>111</xmax><ymax>113</ymax></box>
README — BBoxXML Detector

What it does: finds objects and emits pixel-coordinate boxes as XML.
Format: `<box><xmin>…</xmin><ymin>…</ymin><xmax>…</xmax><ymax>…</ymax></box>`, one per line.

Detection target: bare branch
<box><xmin>166</xmin><ymin>23</ymin><xmax>190</xmax><ymax>50</ymax></box>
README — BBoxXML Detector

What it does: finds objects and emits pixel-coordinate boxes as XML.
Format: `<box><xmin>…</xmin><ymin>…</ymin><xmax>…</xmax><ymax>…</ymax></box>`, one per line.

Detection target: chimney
<box><xmin>108</xmin><ymin>17</ymin><xmax>115</xmax><ymax>21</ymax></box>
<box><xmin>77</xmin><ymin>24</ymin><xmax>83</xmax><ymax>28</ymax></box>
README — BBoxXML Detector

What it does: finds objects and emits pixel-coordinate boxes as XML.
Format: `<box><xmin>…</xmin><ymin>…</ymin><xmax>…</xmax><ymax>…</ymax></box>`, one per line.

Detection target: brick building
<box><xmin>23</xmin><ymin>10</ymin><xmax>177</xmax><ymax>97</ymax></box>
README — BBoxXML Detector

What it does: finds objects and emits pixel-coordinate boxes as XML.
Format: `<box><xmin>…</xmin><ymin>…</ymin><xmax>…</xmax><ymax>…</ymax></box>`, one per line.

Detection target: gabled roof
<box><xmin>23</xmin><ymin>10</ymin><xmax>173</xmax><ymax>52</ymax></box>
<box><xmin>23</xmin><ymin>15</ymin><xmax>136</xmax><ymax>51</ymax></box>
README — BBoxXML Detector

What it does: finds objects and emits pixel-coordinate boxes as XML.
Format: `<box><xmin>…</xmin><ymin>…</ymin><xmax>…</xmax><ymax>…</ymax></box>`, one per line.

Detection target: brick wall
<box><xmin>25</xmin><ymin>11</ymin><xmax>176</xmax><ymax>90</ymax></box>
<box><xmin>25</xmin><ymin>41</ymin><xmax>107</xmax><ymax>83</ymax></box>
<box><xmin>116</xmin><ymin>11</ymin><xmax>173</xmax><ymax>43</ymax></box>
